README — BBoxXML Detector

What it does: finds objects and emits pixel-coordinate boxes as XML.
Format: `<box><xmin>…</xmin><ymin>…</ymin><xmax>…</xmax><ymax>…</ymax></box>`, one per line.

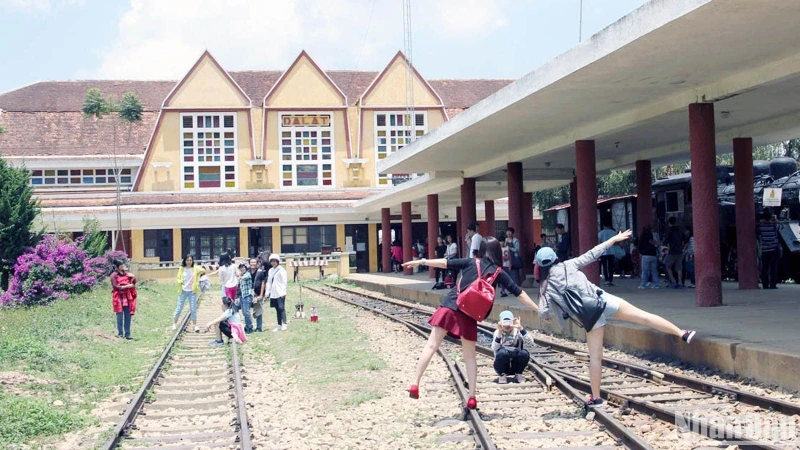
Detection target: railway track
<box><xmin>101</xmin><ymin>295</ymin><xmax>252</xmax><ymax>450</ymax></box>
<box><xmin>312</xmin><ymin>283</ymin><xmax>800</xmax><ymax>450</ymax></box>
<box><xmin>306</xmin><ymin>284</ymin><xmax>651</xmax><ymax>450</ymax></box>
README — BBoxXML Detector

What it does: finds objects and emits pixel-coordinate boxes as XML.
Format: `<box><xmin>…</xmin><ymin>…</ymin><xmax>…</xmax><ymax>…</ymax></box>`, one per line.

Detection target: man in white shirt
<box><xmin>263</xmin><ymin>254</ymin><xmax>289</xmax><ymax>331</ymax></box>
<box><xmin>466</xmin><ymin>222</ymin><xmax>483</xmax><ymax>258</ymax></box>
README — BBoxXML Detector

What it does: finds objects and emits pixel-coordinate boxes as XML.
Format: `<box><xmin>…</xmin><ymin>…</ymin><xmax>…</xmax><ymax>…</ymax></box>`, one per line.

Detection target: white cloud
<box><xmin>87</xmin><ymin>0</ymin><xmax>512</xmax><ymax>80</ymax></box>
<box><xmin>0</xmin><ymin>0</ymin><xmax>83</xmax><ymax>13</ymax></box>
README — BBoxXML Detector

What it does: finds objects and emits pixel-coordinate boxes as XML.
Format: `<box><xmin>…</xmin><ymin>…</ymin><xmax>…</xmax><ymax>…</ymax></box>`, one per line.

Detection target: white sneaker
<box><xmin>497</xmin><ymin>375</ymin><xmax>507</xmax><ymax>384</ymax></box>
<box><xmin>273</xmin><ymin>326</ymin><xmax>281</xmax><ymax>332</ymax></box>
<box><xmin>194</xmin><ymin>326</ymin><xmax>200</xmax><ymax>333</ymax></box>
<box><xmin>172</xmin><ymin>323</ymin><xmax>177</xmax><ymax>330</ymax></box>
<box><xmin>280</xmin><ymin>324</ymin><xmax>287</xmax><ymax>331</ymax></box>
<box><xmin>515</xmin><ymin>374</ymin><xmax>526</xmax><ymax>383</ymax></box>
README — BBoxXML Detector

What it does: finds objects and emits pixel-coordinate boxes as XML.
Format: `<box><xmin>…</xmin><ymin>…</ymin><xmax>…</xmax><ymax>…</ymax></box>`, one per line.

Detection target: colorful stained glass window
<box><xmin>279</xmin><ymin>113</ymin><xmax>334</xmax><ymax>188</ymax></box>
<box><xmin>181</xmin><ymin>114</ymin><xmax>237</xmax><ymax>189</ymax></box>
<box><xmin>375</xmin><ymin>112</ymin><xmax>427</xmax><ymax>186</ymax></box>
<box><xmin>29</xmin><ymin>168</ymin><xmax>133</xmax><ymax>188</ymax></box>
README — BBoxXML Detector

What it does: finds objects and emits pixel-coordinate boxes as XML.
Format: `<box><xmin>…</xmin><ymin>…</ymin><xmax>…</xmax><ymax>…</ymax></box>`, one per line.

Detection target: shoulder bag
<box><xmin>456</xmin><ymin>261</ymin><xmax>502</xmax><ymax>322</ymax></box>
<box><xmin>553</xmin><ymin>265</ymin><xmax>607</xmax><ymax>330</ymax></box>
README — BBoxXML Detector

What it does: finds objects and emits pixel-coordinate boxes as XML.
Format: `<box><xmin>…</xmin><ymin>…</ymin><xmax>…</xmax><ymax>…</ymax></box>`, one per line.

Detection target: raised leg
<box><xmin>614</xmin><ymin>299</ymin><xmax>683</xmax><ymax>337</ymax></box>
<box><xmin>414</xmin><ymin>326</ymin><xmax>448</xmax><ymax>387</ymax></box>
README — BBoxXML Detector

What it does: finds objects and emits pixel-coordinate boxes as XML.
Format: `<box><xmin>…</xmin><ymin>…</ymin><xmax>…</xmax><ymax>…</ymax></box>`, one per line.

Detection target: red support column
<box><xmin>507</xmin><ymin>162</ymin><xmax>523</xmax><ymax>252</ymax></box>
<box><xmin>427</xmin><ymin>194</ymin><xmax>439</xmax><ymax>279</ymax></box>
<box><xmin>734</xmin><ymin>137</ymin><xmax>758</xmax><ymax>289</ymax></box>
<box><xmin>689</xmin><ymin>103</ymin><xmax>723</xmax><ymax>306</ymax></box>
<box><xmin>522</xmin><ymin>192</ymin><xmax>534</xmax><ymax>274</ymax></box>
<box><xmin>569</xmin><ymin>178</ymin><xmax>580</xmax><ymax>257</ymax></box>
<box><xmin>456</xmin><ymin>206</ymin><xmax>463</xmax><ymax>257</ymax></box>
<box><xmin>484</xmin><ymin>200</ymin><xmax>496</xmax><ymax>239</ymax></box>
<box><xmin>461</xmin><ymin>177</ymin><xmax>477</xmax><ymax>229</ymax></box>
<box><xmin>576</xmin><ymin>140</ymin><xmax>599</xmax><ymax>284</ymax></box>
<box><xmin>402</xmin><ymin>202</ymin><xmax>413</xmax><ymax>276</ymax></box>
<box><xmin>381</xmin><ymin>208</ymin><xmax>392</xmax><ymax>273</ymax></box>
<box><xmin>635</xmin><ymin>160</ymin><xmax>653</xmax><ymax>235</ymax></box>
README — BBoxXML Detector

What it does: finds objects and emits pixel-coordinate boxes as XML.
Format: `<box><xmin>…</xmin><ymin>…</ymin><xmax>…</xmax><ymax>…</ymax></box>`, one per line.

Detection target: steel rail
<box><xmin>101</xmin><ymin>311</ymin><xmax>191</xmax><ymax>450</ymax></box>
<box><xmin>307</xmin><ymin>285</ymin><xmax>647</xmax><ymax>450</ymax></box>
<box><xmin>231</xmin><ymin>341</ymin><xmax>252</xmax><ymax>449</ymax></box>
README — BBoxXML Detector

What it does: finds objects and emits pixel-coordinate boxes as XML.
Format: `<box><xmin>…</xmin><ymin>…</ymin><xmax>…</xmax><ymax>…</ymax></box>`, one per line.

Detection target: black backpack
<box><xmin>552</xmin><ymin>265</ymin><xmax>607</xmax><ymax>330</ymax></box>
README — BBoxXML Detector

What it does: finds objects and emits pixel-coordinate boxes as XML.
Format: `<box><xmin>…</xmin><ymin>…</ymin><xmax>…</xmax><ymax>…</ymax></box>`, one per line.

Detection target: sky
<box><xmin>0</xmin><ymin>0</ymin><xmax>650</xmax><ymax>94</ymax></box>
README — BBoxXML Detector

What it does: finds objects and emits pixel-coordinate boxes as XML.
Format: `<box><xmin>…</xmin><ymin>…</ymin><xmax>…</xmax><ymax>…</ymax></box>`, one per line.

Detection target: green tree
<box><xmin>0</xmin><ymin>159</ymin><xmax>42</xmax><ymax>290</ymax></box>
<box><xmin>82</xmin><ymin>89</ymin><xmax>143</xmax><ymax>255</ymax></box>
<box><xmin>80</xmin><ymin>216</ymin><xmax>108</xmax><ymax>258</ymax></box>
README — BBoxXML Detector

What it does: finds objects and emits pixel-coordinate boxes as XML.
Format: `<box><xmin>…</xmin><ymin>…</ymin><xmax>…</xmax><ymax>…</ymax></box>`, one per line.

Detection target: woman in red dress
<box><xmin>110</xmin><ymin>259</ymin><xmax>137</xmax><ymax>340</ymax></box>
<box><xmin>402</xmin><ymin>237</ymin><xmax>539</xmax><ymax>409</ymax></box>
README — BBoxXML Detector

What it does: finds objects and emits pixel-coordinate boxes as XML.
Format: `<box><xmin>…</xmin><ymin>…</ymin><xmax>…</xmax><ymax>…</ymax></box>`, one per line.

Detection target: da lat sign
<box><xmin>281</xmin><ymin>114</ymin><xmax>331</xmax><ymax>127</ymax></box>
<box><xmin>763</xmin><ymin>188</ymin><xmax>782</xmax><ymax>207</ymax></box>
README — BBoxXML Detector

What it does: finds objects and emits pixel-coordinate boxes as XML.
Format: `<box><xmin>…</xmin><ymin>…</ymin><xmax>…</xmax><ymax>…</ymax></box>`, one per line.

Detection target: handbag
<box><xmin>553</xmin><ymin>265</ymin><xmax>606</xmax><ymax>330</ymax></box>
<box><xmin>456</xmin><ymin>261</ymin><xmax>502</xmax><ymax>322</ymax></box>
<box><xmin>198</xmin><ymin>275</ymin><xmax>211</xmax><ymax>293</ymax></box>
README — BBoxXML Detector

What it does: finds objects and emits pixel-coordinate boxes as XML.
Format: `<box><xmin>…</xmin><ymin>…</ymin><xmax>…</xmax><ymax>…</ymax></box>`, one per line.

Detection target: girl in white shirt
<box><xmin>218</xmin><ymin>253</ymin><xmax>238</xmax><ymax>300</ymax></box>
<box><xmin>263</xmin><ymin>254</ymin><xmax>289</xmax><ymax>331</ymax></box>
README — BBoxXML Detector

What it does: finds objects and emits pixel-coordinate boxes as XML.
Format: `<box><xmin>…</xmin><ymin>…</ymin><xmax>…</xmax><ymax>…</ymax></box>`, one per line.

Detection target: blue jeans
<box><xmin>175</xmin><ymin>290</ymin><xmax>198</xmax><ymax>321</ymax></box>
<box><xmin>240</xmin><ymin>296</ymin><xmax>253</xmax><ymax>332</ymax></box>
<box><xmin>493</xmin><ymin>347</ymin><xmax>530</xmax><ymax>375</ymax></box>
<box><xmin>116</xmin><ymin>305</ymin><xmax>131</xmax><ymax>338</ymax></box>
<box><xmin>640</xmin><ymin>255</ymin><xmax>658</xmax><ymax>287</ymax></box>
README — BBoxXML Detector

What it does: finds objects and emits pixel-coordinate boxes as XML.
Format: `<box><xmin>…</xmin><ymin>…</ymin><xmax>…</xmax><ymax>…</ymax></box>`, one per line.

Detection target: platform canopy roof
<box><xmin>361</xmin><ymin>0</ymin><xmax>800</xmax><ymax>214</ymax></box>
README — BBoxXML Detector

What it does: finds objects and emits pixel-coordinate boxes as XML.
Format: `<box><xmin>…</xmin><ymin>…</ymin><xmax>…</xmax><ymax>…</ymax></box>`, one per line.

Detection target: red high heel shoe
<box><xmin>466</xmin><ymin>397</ymin><xmax>477</xmax><ymax>409</ymax></box>
<box><xmin>408</xmin><ymin>385</ymin><xmax>419</xmax><ymax>399</ymax></box>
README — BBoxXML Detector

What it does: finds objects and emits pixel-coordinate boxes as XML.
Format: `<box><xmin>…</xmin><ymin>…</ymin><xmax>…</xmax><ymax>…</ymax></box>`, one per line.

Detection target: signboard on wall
<box><xmin>281</xmin><ymin>114</ymin><xmax>331</xmax><ymax>127</ymax></box>
<box><xmin>763</xmin><ymin>188</ymin><xmax>782</xmax><ymax>207</ymax></box>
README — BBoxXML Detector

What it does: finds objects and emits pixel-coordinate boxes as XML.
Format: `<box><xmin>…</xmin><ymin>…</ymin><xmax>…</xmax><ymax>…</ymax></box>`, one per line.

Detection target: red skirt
<box><xmin>428</xmin><ymin>306</ymin><xmax>478</xmax><ymax>342</ymax></box>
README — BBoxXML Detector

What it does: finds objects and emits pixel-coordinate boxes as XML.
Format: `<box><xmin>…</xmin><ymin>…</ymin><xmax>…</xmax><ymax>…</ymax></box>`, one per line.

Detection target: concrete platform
<box><xmin>346</xmin><ymin>271</ymin><xmax>800</xmax><ymax>392</ymax></box>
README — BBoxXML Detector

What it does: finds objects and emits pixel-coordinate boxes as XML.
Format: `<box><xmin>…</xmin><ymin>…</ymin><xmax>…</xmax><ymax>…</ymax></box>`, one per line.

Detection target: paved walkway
<box><xmin>346</xmin><ymin>271</ymin><xmax>800</xmax><ymax>390</ymax></box>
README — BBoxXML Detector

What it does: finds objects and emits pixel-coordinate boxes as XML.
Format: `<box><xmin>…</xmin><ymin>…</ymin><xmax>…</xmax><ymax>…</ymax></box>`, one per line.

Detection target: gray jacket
<box><xmin>538</xmin><ymin>242</ymin><xmax>609</xmax><ymax>329</ymax></box>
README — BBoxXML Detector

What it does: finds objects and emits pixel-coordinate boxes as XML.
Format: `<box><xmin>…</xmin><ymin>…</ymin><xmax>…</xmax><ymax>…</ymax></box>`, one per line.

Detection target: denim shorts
<box><xmin>590</xmin><ymin>291</ymin><xmax>623</xmax><ymax>331</ymax></box>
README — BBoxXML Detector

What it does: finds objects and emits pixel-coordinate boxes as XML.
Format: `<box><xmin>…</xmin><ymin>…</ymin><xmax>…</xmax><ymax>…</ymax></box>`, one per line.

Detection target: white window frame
<box><xmin>29</xmin><ymin>168</ymin><xmax>134</xmax><ymax>188</ymax></box>
<box><xmin>374</xmin><ymin>111</ymin><xmax>428</xmax><ymax>187</ymax></box>
<box><xmin>179</xmin><ymin>112</ymin><xmax>238</xmax><ymax>191</ymax></box>
<box><xmin>278</xmin><ymin>111</ymin><xmax>336</xmax><ymax>189</ymax></box>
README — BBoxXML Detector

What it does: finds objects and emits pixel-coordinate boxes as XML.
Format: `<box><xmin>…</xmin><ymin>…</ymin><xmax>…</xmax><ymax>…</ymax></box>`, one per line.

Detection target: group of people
<box><xmin>402</xmin><ymin>226</ymin><xmax>697</xmax><ymax>409</ymax></box>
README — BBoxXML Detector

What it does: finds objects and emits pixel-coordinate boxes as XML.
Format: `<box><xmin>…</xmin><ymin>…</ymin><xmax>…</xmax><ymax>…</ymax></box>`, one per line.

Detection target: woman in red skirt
<box><xmin>402</xmin><ymin>236</ymin><xmax>539</xmax><ymax>409</ymax></box>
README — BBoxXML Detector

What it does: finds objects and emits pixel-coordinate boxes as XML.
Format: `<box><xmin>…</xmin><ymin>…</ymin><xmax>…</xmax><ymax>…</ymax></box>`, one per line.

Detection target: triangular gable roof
<box><xmin>360</xmin><ymin>51</ymin><xmax>444</xmax><ymax>106</ymax></box>
<box><xmin>163</xmin><ymin>50</ymin><xmax>252</xmax><ymax>108</ymax></box>
<box><xmin>263</xmin><ymin>50</ymin><xmax>347</xmax><ymax>107</ymax></box>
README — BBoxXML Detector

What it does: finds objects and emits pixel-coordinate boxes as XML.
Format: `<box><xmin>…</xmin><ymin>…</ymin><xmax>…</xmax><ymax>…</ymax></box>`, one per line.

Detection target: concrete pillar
<box><xmin>507</xmin><ymin>162</ymin><xmax>523</xmax><ymax>254</ymax></box>
<box><xmin>576</xmin><ymin>140</ymin><xmax>599</xmax><ymax>284</ymax></box>
<box><xmin>734</xmin><ymin>137</ymin><xmax>759</xmax><ymax>290</ymax></box>
<box><xmin>522</xmin><ymin>192</ymin><xmax>534</xmax><ymax>274</ymax></box>
<box><xmin>402</xmin><ymin>202</ymin><xmax>413</xmax><ymax>275</ymax></box>
<box><xmin>569</xmin><ymin>178</ymin><xmax>580</xmax><ymax>257</ymax></box>
<box><xmin>272</xmin><ymin>226</ymin><xmax>282</xmax><ymax>255</ymax></box>
<box><xmin>456</xmin><ymin>206</ymin><xmax>463</xmax><ymax>257</ymax></box>
<box><xmin>368</xmin><ymin>223</ymin><xmax>378</xmax><ymax>273</ymax></box>
<box><xmin>428</xmin><ymin>194</ymin><xmax>440</xmax><ymax>279</ymax></box>
<box><xmin>381</xmin><ymin>208</ymin><xmax>391</xmax><ymax>273</ymax></box>
<box><xmin>484</xmin><ymin>200</ymin><xmax>496</xmax><ymax>239</ymax></box>
<box><xmin>635</xmin><ymin>160</ymin><xmax>653</xmax><ymax>235</ymax></box>
<box><xmin>238</xmin><ymin>226</ymin><xmax>249</xmax><ymax>258</ymax></box>
<box><xmin>172</xmin><ymin>228</ymin><xmax>182</xmax><ymax>262</ymax></box>
<box><xmin>689</xmin><ymin>103</ymin><xmax>723</xmax><ymax>306</ymax></box>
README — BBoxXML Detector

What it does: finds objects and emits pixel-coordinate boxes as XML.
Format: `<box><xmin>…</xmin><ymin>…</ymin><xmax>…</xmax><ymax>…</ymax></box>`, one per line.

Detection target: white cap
<box><xmin>269</xmin><ymin>253</ymin><xmax>281</xmax><ymax>263</ymax></box>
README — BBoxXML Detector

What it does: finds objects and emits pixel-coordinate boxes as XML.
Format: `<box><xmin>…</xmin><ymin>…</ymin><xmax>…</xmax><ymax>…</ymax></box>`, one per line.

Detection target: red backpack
<box><xmin>456</xmin><ymin>261</ymin><xmax>502</xmax><ymax>322</ymax></box>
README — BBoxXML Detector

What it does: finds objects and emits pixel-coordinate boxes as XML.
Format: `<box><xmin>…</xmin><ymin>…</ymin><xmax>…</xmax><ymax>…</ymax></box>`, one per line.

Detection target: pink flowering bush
<box><xmin>0</xmin><ymin>235</ymin><xmax>119</xmax><ymax>308</ymax></box>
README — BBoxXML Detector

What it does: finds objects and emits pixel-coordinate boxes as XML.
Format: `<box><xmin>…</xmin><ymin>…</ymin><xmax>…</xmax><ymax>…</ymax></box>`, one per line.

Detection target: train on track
<box><xmin>652</xmin><ymin>157</ymin><xmax>800</xmax><ymax>284</ymax></box>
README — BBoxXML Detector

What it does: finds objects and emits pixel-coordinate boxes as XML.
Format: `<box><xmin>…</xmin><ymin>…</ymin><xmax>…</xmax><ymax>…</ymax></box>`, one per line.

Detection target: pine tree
<box><xmin>80</xmin><ymin>216</ymin><xmax>108</xmax><ymax>258</ymax></box>
<box><xmin>0</xmin><ymin>159</ymin><xmax>42</xmax><ymax>290</ymax></box>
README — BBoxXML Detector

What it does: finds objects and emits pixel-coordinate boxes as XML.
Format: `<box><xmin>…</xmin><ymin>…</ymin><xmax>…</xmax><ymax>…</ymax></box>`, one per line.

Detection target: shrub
<box><xmin>0</xmin><ymin>236</ymin><xmax>117</xmax><ymax>308</ymax></box>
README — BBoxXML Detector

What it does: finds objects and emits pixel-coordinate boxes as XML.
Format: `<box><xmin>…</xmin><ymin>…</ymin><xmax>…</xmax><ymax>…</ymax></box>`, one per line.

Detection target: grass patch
<box><xmin>342</xmin><ymin>390</ymin><xmax>383</xmax><ymax>406</ymax></box>
<box><xmin>0</xmin><ymin>279</ymin><xmax>179</xmax><ymax>448</ymax></box>
<box><xmin>244</xmin><ymin>281</ymin><xmax>387</xmax><ymax>398</ymax></box>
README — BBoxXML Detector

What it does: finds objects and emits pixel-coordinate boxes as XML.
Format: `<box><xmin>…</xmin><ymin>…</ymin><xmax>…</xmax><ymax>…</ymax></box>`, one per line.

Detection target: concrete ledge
<box><xmin>346</xmin><ymin>277</ymin><xmax>800</xmax><ymax>392</ymax></box>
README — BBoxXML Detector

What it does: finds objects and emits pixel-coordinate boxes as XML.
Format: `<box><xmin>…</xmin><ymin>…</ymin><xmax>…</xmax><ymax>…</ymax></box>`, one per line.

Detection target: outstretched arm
<box><xmin>515</xmin><ymin>290</ymin><xmax>539</xmax><ymax>315</ymax></box>
<box><xmin>403</xmin><ymin>258</ymin><xmax>447</xmax><ymax>269</ymax></box>
<box><xmin>570</xmin><ymin>230</ymin><xmax>632</xmax><ymax>269</ymax></box>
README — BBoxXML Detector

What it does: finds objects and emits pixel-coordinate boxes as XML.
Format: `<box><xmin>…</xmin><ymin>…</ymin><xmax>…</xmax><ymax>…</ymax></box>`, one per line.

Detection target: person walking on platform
<box><xmin>598</xmin><ymin>224</ymin><xmax>617</xmax><ymax>287</ymax></box>
<box><xmin>265</xmin><ymin>254</ymin><xmax>289</xmax><ymax>331</ymax></box>
<box><xmin>758</xmin><ymin>211</ymin><xmax>782</xmax><ymax>289</ymax></box>
<box><xmin>433</xmin><ymin>236</ymin><xmax>447</xmax><ymax>284</ymax></box>
<box><xmin>466</xmin><ymin>222</ymin><xmax>483</xmax><ymax>257</ymax></box>
<box><xmin>402</xmin><ymin>237</ymin><xmax>540</xmax><ymax>410</ymax></box>
<box><xmin>535</xmin><ymin>229</ymin><xmax>696</xmax><ymax>406</ymax></box>
<box><xmin>555</xmin><ymin>224</ymin><xmax>570</xmax><ymax>261</ymax></box>
<box><xmin>492</xmin><ymin>311</ymin><xmax>535</xmax><ymax>384</ymax></box>
<box><xmin>637</xmin><ymin>226</ymin><xmax>660</xmax><ymax>289</ymax></box>
<box><xmin>664</xmin><ymin>217</ymin><xmax>686</xmax><ymax>289</ymax></box>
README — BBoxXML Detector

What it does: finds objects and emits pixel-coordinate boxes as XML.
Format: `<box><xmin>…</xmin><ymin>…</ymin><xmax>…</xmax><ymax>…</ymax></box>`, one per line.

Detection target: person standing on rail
<box><xmin>402</xmin><ymin>237</ymin><xmax>540</xmax><ymax>410</ymax></box>
<box><xmin>110</xmin><ymin>259</ymin><xmax>137</xmax><ymax>340</ymax></box>
<box><xmin>265</xmin><ymin>254</ymin><xmax>289</xmax><ymax>331</ymax></box>
<box><xmin>236</xmin><ymin>262</ymin><xmax>255</xmax><ymax>333</ymax></box>
<box><xmin>174</xmin><ymin>255</ymin><xmax>206</xmax><ymax>332</ymax></box>
<box><xmin>535</xmin><ymin>229</ymin><xmax>697</xmax><ymax>406</ymax></box>
<box><xmin>492</xmin><ymin>311</ymin><xmax>535</xmax><ymax>384</ymax></box>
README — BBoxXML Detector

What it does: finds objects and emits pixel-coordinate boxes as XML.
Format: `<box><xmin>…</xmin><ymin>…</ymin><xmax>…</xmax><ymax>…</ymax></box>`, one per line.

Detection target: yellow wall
<box><xmin>272</xmin><ymin>226</ymin><xmax>282</xmax><ymax>254</ymax></box>
<box><xmin>362</xmin><ymin>57</ymin><xmax>440</xmax><ymax>106</ymax></box>
<box><xmin>336</xmin><ymin>224</ymin><xmax>345</xmax><ymax>250</ymax></box>
<box><xmin>167</xmin><ymin>54</ymin><xmax>249</xmax><ymax>107</ymax></box>
<box><xmin>368</xmin><ymin>223</ymin><xmax>378</xmax><ymax>272</ymax></box>
<box><xmin>131</xmin><ymin>229</ymin><xmax>144</xmax><ymax>260</ymax></box>
<box><xmin>172</xmin><ymin>228</ymin><xmax>182</xmax><ymax>261</ymax></box>
<box><xmin>239</xmin><ymin>226</ymin><xmax>248</xmax><ymax>258</ymax></box>
<box><xmin>267</xmin><ymin>54</ymin><xmax>344</xmax><ymax>107</ymax></box>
